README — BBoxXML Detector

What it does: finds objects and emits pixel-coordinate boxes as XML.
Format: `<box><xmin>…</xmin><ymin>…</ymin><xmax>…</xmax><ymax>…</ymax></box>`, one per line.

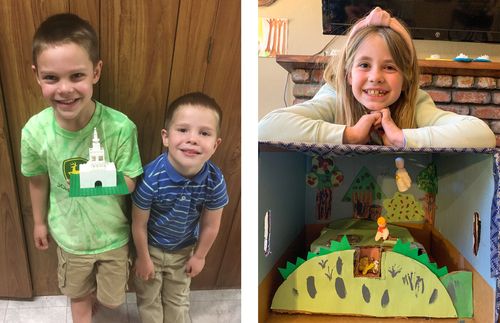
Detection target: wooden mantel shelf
<box><xmin>276</xmin><ymin>54</ymin><xmax>500</xmax><ymax>78</ymax></box>
<box><xmin>418</xmin><ymin>59</ymin><xmax>500</xmax><ymax>77</ymax></box>
<box><xmin>276</xmin><ymin>55</ymin><xmax>330</xmax><ymax>73</ymax></box>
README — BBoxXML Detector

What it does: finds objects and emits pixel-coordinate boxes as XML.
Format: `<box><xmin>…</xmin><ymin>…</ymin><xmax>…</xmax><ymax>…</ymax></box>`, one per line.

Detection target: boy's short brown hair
<box><xmin>32</xmin><ymin>13</ymin><xmax>99</xmax><ymax>67</ymax></box>
<box><xmin>165</xmin><ymin>92</ymin><xmax>223</xmax><ymax>135</ymax></box>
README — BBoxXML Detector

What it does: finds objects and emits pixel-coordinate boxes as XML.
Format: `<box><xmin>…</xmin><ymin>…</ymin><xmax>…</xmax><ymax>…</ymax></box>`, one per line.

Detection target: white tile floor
<box><xmin>0</xmin><ymin>289</ymin><xmax>240</xmax><ymax>323</ymax></box>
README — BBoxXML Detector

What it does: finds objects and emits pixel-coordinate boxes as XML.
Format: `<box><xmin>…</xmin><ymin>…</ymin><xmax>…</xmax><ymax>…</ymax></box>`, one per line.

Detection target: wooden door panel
<box><xmin>191</xmin><ymin>0</ymin><xmax>241</xmax><ymax>289</ymax></box>
<box><xmin>0</xmin><ymin>0</ymin><xmax>73</xmax><ymax>296</ymax></box>
<box><xmin>99</xmin><ymin>0</ymin><xmax>180</xmax><ymax>163</ymax></box>
<box><xmin>0</xmin><ymin>1</ymin><xmax>67</xmax><ymax>172</ymax></box>
<box><xmin>70</xmin><ymin>0</ymin><xmax>100</xmax><ymax>100</ymax></box>
<box><xmin>0</xmin><ymin>76</ymin><xmax>32</xmax><ymax>298</ymax></box>
<box><xmin>69</xmin><ymin>0</ymin><xmax>99</xmax><ymax>26</ymax></box>
<box><xmin>204</xmin><ymin>0</ymin><xmax>241</xmax><ymax>289</ymax></box>
<box><xmin>166</xmin><ymin>0</ymin><xmax>219</xmax><ymax>106</ymax></box>
<box><xmin>216</xmin><ymin>201</ymin><xmax>241</xmax><ymax>288</ymax></box>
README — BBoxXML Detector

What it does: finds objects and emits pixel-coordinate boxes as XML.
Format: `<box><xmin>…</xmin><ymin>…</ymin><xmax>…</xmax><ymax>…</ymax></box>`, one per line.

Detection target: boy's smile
<box><xmin>162</xmin><ymin>104</ymin><xmax>221</xmax><ymax>178</ymax></box>
<box><xmin>348</xmin><ymin>33</ymin><xmax>404</xmax><ymax>111</ymax></box>
<box><xmin>33</xmin><ymin>42</ymin><xmax>102</xmax><ymax>131</ymax></box>
<box><xmin>181</xmin><ymin>148</ymin><xmax>201</xmax><ymax>157</ymax></box>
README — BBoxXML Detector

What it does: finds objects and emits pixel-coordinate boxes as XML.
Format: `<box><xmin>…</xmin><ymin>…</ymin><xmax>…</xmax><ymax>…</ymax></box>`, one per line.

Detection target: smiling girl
<box><xmin>259</xmin><ymin>7</ymin><xmax>495</xmax><ymax>148</ymax></box>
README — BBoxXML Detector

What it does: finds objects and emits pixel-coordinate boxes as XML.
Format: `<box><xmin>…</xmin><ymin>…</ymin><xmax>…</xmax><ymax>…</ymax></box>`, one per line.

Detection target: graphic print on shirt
<box><xmin>62</xmin><ymin>157</ymin><xmax>87</xmax><ymax>181</ymax></box>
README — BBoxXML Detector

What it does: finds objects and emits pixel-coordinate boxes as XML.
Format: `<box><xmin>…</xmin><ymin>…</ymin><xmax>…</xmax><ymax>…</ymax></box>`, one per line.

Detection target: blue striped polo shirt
<box><xmin>132</xmin><ymin>152</ymin><xmax>229</xmax><ymax>250</ymax></box>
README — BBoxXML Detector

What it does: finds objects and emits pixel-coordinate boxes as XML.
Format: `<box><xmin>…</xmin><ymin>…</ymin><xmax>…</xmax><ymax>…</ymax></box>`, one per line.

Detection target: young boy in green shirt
<box><xmin>21</xmin><ymin>13</ymin><xmax>142</xmax><ymax>323</ymax></box>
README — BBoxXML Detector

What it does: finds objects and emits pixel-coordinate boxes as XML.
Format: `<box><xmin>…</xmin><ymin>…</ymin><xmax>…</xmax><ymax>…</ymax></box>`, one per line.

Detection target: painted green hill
<box><xmin>392</xmin><ymin>240</ymin><xmax>448</xmax><ymax>277</ymax></box>
<box><xmin>278</xmin><ymin>235</ymin><xmax>351</xmax><ymax>279</ymax></box>
<box><xmin>272</xmin><ymin>249</ymin><xmax>458</xmax><ymax>318</ymax></box>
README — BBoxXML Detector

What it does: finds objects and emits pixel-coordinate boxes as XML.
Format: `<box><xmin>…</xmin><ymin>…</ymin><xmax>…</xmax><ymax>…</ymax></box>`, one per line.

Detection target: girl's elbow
<box><xmin>485</xmin><ymin>133</ymin><xmax>497</xmax><ymax>148</ymax></box>
<box><xmin>471</xmin><ymin>132</ymin><xmax>496</xmax><ymax>148</ymax></box>
<box><xmin>479</xmin><ymin>123</ymin><xmax>496</xmax><ymax>148</ymax></box>
<box><xmin>467</xmin><ymin>119</ymin><xmax>496</xmax><ymax>148</ymax></box>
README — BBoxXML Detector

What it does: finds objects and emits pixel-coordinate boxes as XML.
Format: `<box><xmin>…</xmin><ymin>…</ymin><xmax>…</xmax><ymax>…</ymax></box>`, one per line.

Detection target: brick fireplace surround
<box><xmin>276</xmin><ymin>55</ymin><xmax>500</xmax><ymax>147</ymax></box>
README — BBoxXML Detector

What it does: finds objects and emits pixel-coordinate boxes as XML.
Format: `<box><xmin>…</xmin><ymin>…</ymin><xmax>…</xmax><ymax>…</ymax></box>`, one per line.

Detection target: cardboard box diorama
<box><xmin>259</xmin><ymin>142</ymin><xmax>500</xmax><ymax>322</ymax></box>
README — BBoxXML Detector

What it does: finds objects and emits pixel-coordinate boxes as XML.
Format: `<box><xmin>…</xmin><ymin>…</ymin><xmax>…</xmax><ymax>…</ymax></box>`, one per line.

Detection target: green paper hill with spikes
<box><xmin>272</xmin><ymin>236</ymin><xmax>471</xmax><ymax>318</ymax></box>
<box><xmin>392</xmin><ymin>239</ymin><xmax>448</xmax><ymax>277</ymax></box>
<box><xmin>278</xmin><ymin>236</ymin><xmax>352</xmax><ymax>279</ymax></box>
<box><xmin>278</xmin><ymin>237</ymin><xmax>447</xmax><ymax>280</ymax></box>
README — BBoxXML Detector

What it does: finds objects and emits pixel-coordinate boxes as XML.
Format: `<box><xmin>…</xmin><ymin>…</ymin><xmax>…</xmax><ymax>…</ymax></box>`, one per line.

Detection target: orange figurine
<box><xmin>375</xmin><ymin>216</ymin><xmax>389</xmax><ymax>241</ymax></box>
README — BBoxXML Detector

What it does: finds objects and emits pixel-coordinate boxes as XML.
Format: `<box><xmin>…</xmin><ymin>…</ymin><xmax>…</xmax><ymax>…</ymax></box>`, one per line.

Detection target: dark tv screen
<box><xmin>322</xmin><ymin>0</ymin><xmax>500</xmax><ymax>43</ymax></box>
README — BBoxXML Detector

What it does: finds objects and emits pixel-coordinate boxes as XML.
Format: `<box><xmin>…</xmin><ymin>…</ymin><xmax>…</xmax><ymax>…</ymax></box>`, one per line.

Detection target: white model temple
<box><xmin>79</xmin><ymin>128</ymin><xmax>117</xmax><ymax>188</ymax></box>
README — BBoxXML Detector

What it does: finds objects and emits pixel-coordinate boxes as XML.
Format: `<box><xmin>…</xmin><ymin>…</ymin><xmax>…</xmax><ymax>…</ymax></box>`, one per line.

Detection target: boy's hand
<box><xmin>185</xmin><ymin>255</ymin><xmax>206</xmax><ymax>278</ymax></box>
<box><xmin>378</xmin><ymin>108</ymin><xmax>404</xmax><ymax>147</ymax></box>
<box><xmin>134</xmin><ymin>256</ymin><xmax>155</xmax><ymax>280</ymax></box>
<box><xmin>343</xmin><ymin>113</ymin><xmax>382</xmax><ymax>144</ymax></box>
<box><xmin>34</xmin><ymin>223</ymin><xmax>50</xmax><ymax>250</ymax></box>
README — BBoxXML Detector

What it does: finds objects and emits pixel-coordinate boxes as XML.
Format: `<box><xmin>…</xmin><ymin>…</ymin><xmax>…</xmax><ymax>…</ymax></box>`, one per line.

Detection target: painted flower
<box><xmin>331</xmin><ymin>170</ymin><xmax>344</xmax><ymax>187</ymax></box>
<box><xmin>306</xmin><ymin>172</ymin><xmax>318</xmax><ymax>188</ymax></box>
<box><xmin>313</xmin><ymin>156</ymin><xmax>334</xmax><ymax>175</ymax></box>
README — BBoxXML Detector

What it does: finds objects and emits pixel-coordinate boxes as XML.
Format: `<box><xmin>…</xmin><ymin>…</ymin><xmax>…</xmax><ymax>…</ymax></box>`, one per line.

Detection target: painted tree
<box><xmin>383</xmin><ymin>192</ymin><xmax>425</xmax><ymax>222</ymax></box>
<box><xmin>342</xmin><ymin>167</ymin><xmax>385</xmax><ymax>219</ymax></box>
<box><xmin>416</xmin><ymin>163</ymin><xmax>438</xmax><ymax>225</ymax></box>
<box><xmin>306</xmin><ymin>155</ymin><xmax>344</xmax><ymax>220</ymax></box>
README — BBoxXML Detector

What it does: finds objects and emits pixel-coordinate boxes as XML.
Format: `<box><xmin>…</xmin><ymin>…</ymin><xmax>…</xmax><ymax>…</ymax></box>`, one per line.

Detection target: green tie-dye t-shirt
<box><xmin>21</xmin><ymin>101</ymin><xmax>143</xmax><ymax>254</ymax></box>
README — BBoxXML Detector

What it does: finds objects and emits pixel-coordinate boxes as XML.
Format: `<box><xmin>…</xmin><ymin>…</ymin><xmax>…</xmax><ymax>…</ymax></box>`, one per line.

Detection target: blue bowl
<box><xmin>472</xmin><ymin>58</ymin><xmax>491</xmax><ymax>62</ymax></box>
<box><xmin>453</xmin><ymin>57</ymin><xmax>472</xmax><ymax>62</ymax></box>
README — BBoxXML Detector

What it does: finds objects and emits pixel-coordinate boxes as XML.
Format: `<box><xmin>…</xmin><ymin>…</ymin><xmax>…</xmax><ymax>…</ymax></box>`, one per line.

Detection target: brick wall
<box><xmin>282</xmin><ymin>57</ymin><xmax>500</xmax><ymax>147</ymax></box>
<box><xmin>419</xmin><ymin>74</ymin><xmax>500</xmax><ymax>146</ymax></box>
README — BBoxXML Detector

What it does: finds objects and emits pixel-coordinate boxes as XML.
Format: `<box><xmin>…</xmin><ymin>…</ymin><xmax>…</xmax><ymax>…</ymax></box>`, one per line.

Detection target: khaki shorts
<box><xmin>134</xmin><ymin>244</ymin><xmax>194</xmax><ymax>323</ymax></box>
<box><xmin>57</xmin><ymin>244</ymin><xmax>130</xmax><ymax>307</ymax></box>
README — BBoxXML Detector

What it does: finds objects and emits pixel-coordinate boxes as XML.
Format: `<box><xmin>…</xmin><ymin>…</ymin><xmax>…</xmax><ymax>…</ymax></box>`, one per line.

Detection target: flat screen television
<box><xmin>322</xmin><ymin>0</ymin><xmax>500</xmax><ymax>43</ymax></box>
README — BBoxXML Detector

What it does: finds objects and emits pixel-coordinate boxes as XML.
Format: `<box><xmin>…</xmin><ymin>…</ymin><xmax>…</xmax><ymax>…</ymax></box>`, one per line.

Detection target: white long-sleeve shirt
<box><xmin>259</xmin><ymin>84</ymin><xmax>496</xmax><ymax>148</ymax></box>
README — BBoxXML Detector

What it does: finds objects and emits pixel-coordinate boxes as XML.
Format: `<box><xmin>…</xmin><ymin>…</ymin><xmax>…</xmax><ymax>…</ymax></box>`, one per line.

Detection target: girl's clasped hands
<box><xmin>344</xmin><ymin>108</ymin><xmax>404</xmax><ymax>147</ymax></box>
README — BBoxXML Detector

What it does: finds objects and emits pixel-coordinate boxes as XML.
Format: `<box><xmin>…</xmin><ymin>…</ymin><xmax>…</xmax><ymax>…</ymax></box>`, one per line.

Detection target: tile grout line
<box><xmin>126</xmin><ymin>301</ymin><xmax>131</xmax><ymax>323</ymax></box>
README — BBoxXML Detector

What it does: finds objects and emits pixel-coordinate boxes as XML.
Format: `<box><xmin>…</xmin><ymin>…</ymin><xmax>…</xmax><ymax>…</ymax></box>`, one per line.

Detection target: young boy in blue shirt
<box><xmin>132</xmin><ymin>92</ymin><xmax>229</xmax><ymax>323</ymax></box>
<box><xmin>21</xmin><ymin>13</ymin><xmax>143</xmax><ymax>323</ymax></box>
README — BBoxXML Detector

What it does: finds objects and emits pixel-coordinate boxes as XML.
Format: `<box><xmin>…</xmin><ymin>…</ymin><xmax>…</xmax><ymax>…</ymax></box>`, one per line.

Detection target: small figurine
<box><xmin>375</xmin><ymin>216</ymin><xmax>389</xmax><ymax>241</ymax></box>
<box><xmin>395</xmin><ymin>157</ymin><xmax>411</xmax><ymax>192</ymax></box>
<box><xmin>371</xmin><ymin>260</ymin><xmax>380</xmax><ymax>274</ymax></box>
<box><xmin>358</xmin><ymin>257</ymin><xmax>379</xmax><ymax>275</ymax></box>
<box><xmin>358</xmin><ymin>257</ymin><xmax>373</xmax><ymax>275</ymax></box>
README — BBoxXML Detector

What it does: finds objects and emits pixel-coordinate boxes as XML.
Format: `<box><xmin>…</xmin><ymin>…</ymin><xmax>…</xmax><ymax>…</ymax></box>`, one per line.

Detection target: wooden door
<box><xmin>195</xmin><ymin>0</ymin><xmax>241</xmax><ymax>289</ymax></box>
<box><xmin>0</xmin><ymin>77</ymin><xmax>32</xmax><ymax>298</ymax></box>
<box><xmin>0</xmin><ymin>0</ymin><xmax>240</xmax><ymax>295</ymax></box>
<box><xmin>0</xmin><ymin>0</ymin><xmax>69</xmax><ymax>296</ymax></box>
<box><xmin>167</xmin><ymin>0</ymin><xmax>241</xmax><ymax>289</ymax></box>
<box><xmin>99</xmin><ymin>0</ymin><xmax>180</xmax><ymax>162</ymax></box>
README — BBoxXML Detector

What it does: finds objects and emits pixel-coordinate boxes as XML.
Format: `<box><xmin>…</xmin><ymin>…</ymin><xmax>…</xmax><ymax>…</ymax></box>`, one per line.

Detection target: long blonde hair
<box><xmin>324</xmin><ymin>24</ymin><xmax>419</xmax><ymax>129</ymax></box>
